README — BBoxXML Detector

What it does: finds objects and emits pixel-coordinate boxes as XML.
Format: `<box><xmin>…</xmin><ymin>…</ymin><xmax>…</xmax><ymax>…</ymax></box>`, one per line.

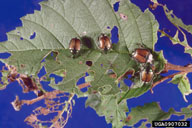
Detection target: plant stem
<box><xmin>164</xmin><ymin>63</ymin><xmax>192</xmax><ymax>72</ymax></box>
<box><xmin>151</xmin><ymin>62</ymin><xmax>192</xmax><ymax>93</ymax></box>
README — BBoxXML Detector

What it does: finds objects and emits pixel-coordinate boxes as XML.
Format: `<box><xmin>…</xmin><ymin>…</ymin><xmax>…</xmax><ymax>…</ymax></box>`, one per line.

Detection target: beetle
<box><xmin>140</xmin><ymin>63</ymin><xmax>154</xmax><ymax>83</ymax></box>
<box><xmin>132</xmin><ymin>48</ymin><xmax>153</xmax><ymax>64</ymax></box>
<box><xmin>98</xmin><ymin>34</ymin><xmax>112</xmax><ymax>51</ymax></box>
<box><xmin>69</xmin><ymin>38</ymin><xmax>81</xmax><ymax>54</ymax></box>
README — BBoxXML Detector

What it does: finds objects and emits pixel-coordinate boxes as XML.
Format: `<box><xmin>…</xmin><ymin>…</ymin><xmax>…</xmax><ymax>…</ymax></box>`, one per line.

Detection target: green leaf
<box><xmin>153</xmin><ymin>50</ymin><xmax>167</xmax><ymax>73</ymax></box>
<box><xmin>118</xmin><ymin>0</ymin><xmax>159</xmax><ymax>52</ymax></box>
<box><xmin>0</xmin><ymin>50</ymin><xmax>48</xmax><ymax>75</ymax></box>
<box><xmin>178</xmin><ymin>104</ymin><xmax>192</xmax><ymax>120</ymax></box>
<box><xmin>169</xmin><ymin>74</ymin><xmax>192</xmax><ymax>102</ymax></box>
<box><xmin>86</xmin><ymin>93</ymin><xmax>128</xmax><ymax>128</ymax></box>
<box><xmin>125</xmin><ymin>102</ymin><xmax>174</xmax><ymax>126</ymax></box>
<box><xmin>125</xmin><ymin>102</ymin><xmax>191</xmax><ymax>127</ymax></box>
<box><xmin>118</xmin><ymin>82</ymin><xmax>151</xmax><ymax>104</ymax></box>
<box><xmin>42</xmin><ymin>49</ymin><xmax>137</xmax><ymax>95</ymax></box>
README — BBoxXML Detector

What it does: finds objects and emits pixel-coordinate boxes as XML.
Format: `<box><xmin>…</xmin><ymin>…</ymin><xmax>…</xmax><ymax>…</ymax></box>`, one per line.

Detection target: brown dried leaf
<box><xmin>25</xmin><ymin>114</ymin><xmax>38</xmax><ymax>124</ymax></box>
<box><xmin>11</xmin><ymin>95</ymin><xmax>23</xmax><ymax>111</ymax></box>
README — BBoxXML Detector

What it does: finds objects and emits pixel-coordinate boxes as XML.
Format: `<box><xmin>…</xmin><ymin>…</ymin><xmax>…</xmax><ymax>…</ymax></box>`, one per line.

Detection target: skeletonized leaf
<box><xmin>162</xmin><ymin>5</ymin><xmax>192</xmax><ymax>56</ymax></box>
<box><xmin>163</xmin><ymin>5</ymin><xmax>192</xmax><ymax>34</ymax></box>
<box><xmin>169</xmin><ymin>74</ymin><xmax>192</xmax><ymax>102</ymax></box>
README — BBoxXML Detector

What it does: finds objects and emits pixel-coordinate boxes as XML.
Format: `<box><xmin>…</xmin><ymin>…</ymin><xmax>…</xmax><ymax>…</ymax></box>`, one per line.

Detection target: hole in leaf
<box><xmin>113</xmin><ymin>2</ymin><xmax>119</xmax><ymax>12</ymax></box>
<box><xmin>30</xmin><ymin>32</ymin><xmax>36</xmax><ymax>39</ymax></box>
<box><xmin>38</xmin><ymin>66</ymin><xmax>47</xmax><ymax>78</ymax></box>
<box><xmin>124</xmin><ymin>74</ymin><xmax>133</xmax><ymax>87</ymax></box>
<box><xmin>81</xmin><ymin>36</ymin><xmax>94</xmax><ymax>49</ymax></box>
<box><xmin>45</xmin><ymin>51</ymin><xmax>59</xmax><ymax>61</ymax></box>
<box><xmin>49</xmin><ymin>74</ymin><xmax>63</xmax><ymax>84</ymax></box>
<box><xmin>111</xmin><ymin>26</ymin><xmax>119</xmax><ymax>43</ymax></box>
<box><xmin>0</xmin><ymin>52</ymin><xmax>11</xmax><ymax>59</ymax></box>
<box><xmin>77</xmin><ymin>76</ymin><xmax>87</xmax><ymax>92</ymax></box>
<box><xmin>86</xmin><ymin>61</ymin><xmax>92</xmax><ymax>66</ymax></box>
<box><xmin>107</xmin><ymin>26</ymin><xmax>110</xmax><ymax>29</ymax></box>
<box><xmin>20</xmin><ymin>37</ymin><xmax>24</xmax><ymax>40</ymax></box>
<box><xmin>77</xmin><ymin>73</ymin><xmax>90</xmax><ymax>92</ymax></box>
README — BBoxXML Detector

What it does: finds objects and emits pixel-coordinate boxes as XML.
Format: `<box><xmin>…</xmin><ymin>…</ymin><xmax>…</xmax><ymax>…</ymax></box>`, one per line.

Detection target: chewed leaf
<box><xmin>159</xmin><ymin>29</ymin><xmax>188</xmax><ymax>47</ymax></box>
<box><xmin>179</xmin><ymin>104</ymin><xmax>192</xmax><ymax>120</ymax></box>
<box><xmin>0</xmin><ymin>0</ymin><xmax>162</xmax><ymax>127</ymax></box>
<box><xmin>52</xmin><ymin>69</ymin><xmax>66</xmax><ymax>78</ymax></box>
<box><xmin>0</xmin><ymin>50</ymin><xmax>49</xmax><ymax>75</ymax></box>
<box><xmin>126</xmin><ymin>102</ymin><xmax>192</xmax><ymax>127</ymax></box>
<box><xmin>125</xmin><ymin>102</ymin><xmax>174</xmax><ymax>127</ymax></box>
<box><xmin>169</xmin><ymin>74</ymin><xmax>192</xmax><ymax>102</ymax></box>
<box><xmin>118</xmin><ymin>0</ymin><xmax>159</xmax><ymax>52</ymax></box>
<box><xmin>161</xmin><ymin>5</ymin><xmax>192</xmax><ymax>56</ymax></box>
<box><xmin>118</xmin><ymin>82</ymin><xmax>151</xmax><ymax>104</ymax></box>
<box><xmin>84</xmin><ymin>75</ymin><xmax>94</xmax><ymax>83</ymax></box>
<box><xmin>163</xmin><ymin>5</ymin><xmax>192</xmax><ymax>34</ymax></box>
<box><xmin>86</xmin><ymin>93</ymin><xmax>128</xmax><ymax>128</ymax></box>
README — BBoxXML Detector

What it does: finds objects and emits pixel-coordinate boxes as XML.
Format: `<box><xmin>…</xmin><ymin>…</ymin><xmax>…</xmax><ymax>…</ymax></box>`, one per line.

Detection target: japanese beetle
<box><xmin>69</xmin><ymin>38</ymin><xmax>81</xmax><ymax>54</ymax></box>
<box><xmin>140</xmin><ymin>64</ymin><xmax>154</xmax><ymax>83</ymax></box>
<box><xmin>98</xmin><ymin>34</ymin><xmax>112</xmax><ymax>51</ymax></box>
<box><xmin>132</xmin><ymin>48</ymin><xmax>153</xmax><ymax>64</ymax></box>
